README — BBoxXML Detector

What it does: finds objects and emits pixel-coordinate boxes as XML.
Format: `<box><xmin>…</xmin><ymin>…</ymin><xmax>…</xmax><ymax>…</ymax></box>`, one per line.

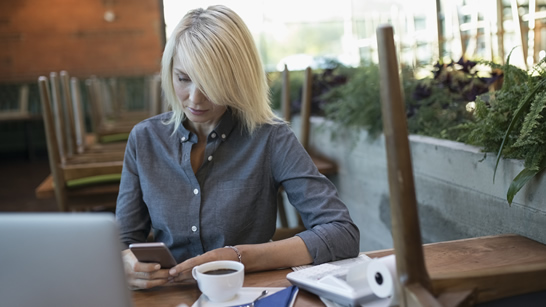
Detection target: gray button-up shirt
<box><xmin>116</xmin><ymin>110</ymin><xmax>359</xmax><ymax>265</ymax></box>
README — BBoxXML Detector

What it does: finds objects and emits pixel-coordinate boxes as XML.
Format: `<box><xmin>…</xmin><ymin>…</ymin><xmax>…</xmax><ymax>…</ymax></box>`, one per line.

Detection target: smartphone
<box><xmin>129</xmin><ymin>242</ymin><xmax>177</xmax><ymax>269</ymax></box>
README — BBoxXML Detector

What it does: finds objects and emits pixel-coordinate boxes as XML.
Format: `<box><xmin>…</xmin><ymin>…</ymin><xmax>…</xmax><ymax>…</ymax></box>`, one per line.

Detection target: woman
<box><xmin>116</xmin><ymin>5</ymin><xmax>359</xmax><ymax>290</ymax></box>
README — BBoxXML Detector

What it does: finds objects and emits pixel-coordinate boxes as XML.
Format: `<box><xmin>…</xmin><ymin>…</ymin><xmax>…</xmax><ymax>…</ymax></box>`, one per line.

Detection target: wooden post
<box><xmin>60</xmin><ymin>71</ymin><xmax>77</xmax><ymax>157</ymax></box>
<box><xmin>510</xmin><ymin>0</ymin><xmax>527</xmax><ymax>69</ymax></box>
<box><xmin>376</xmin><ymin>24</ymin><xmax>435</xmax><ymax>307</ymax></box>
<box><xmin>282</xmin><ymin>64</ymin><xmax>291</xmax><ymax>122</ymax></box>
<box><xmin>70</xmin><ymin>77</ymin><xmax>87</xmax><ymax>154</ymax></box>
<box><xmin>49</xmin><ymin>72</ymin><xmax>68</xmax><ymax>163</ymax></box>
<box><xmin>38</xmin><ymin>76</ymin><xmax>67</xmax><ymax>212</ymax></box>
<box><xmin>300</xmin><ymin>67</ymin><xmax>312</xmax><ymax>151</ymax></box>
<box><xmin>496</xmin><ymin>0</ymin><xmax>505</xmax><ymax>62</ymax></box>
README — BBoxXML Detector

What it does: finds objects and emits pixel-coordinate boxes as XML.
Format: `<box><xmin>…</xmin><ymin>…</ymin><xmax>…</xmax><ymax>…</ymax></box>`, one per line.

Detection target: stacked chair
<box><xmin>273</xmin><ymin>65</ymin><xmax>337</xmax><ymax>240</ymax></box>
<box><xmin>376</xmin><ymin>24</ymin><xmax>546</xmax><ymax>306</ymax></box>
<box><xmin>37</xmin><ymin>71</ymin><xmax>163</xmax><ymax>212</ymax></box>
<box><xmin>85</xmin><ymin>75</ymin><xmax>159</xmax><ymax>144</ymax></box>
<box><xmin>66</xmin><ymin>73</ymin><xmax>127</xmax><ymax>155</ymax></box>
<box><xmin>37</xmin><ymin>73</ymin><xmax>124</xmax><ymax>211</ymax></box>
<box><xmin>52</xmin><ymin>71</ymin><xmax>127</xmax><ymax>161</ymax></box>
<box><xmin>69</xmin><ymin>72</ymin><xmax>162</xmax><ymax>152</ymax></box>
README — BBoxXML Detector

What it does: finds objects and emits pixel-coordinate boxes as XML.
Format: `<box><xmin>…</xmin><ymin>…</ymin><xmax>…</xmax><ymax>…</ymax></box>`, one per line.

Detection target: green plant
<box><xmin>271</xmin><ymin>56</ymin><xmax>545</xmax><ymax>205</ymax></box>
<box><xmin>269</xmin><ymin>61</ymin><xmax>352</xmax><ymax>117</ymax></box>
<box><xmin>461</xmin><ymin>56</ymin><xmax>546</xmax><ymax>205</ymax></box>
<box><xmin>406</xmin><ymin>59</ymin><xmax>498</xmax><ymax>140</ymax></box>
<box><xmin>268</xmin><ymin>70</ymin><xmax>305</xmax><ymax>111</ymax></box>
<box><xmin>321</xmin><ymin>59</ymin><xmax>493</xmax><ymax>140</ymax></box>
<box><xmin>321</xmin><ymin>63</ymin><xmax>384</xmax><ymax>139</ymax></box>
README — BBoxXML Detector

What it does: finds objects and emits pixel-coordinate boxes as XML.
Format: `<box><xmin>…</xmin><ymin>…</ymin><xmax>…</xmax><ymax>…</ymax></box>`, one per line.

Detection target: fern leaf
<box><xmin>513</xmin><ymin>92</ymin><xmax>546</xmax><ymax>147</ymax></box>
<box><xmin>507</xmin><ymin>158</ymin><xmax>546</xmax><ymax>205</ymax></box>
<box><xmin>494</xmin><ymin>78</ymin><xmax>546</xmax><ymax>182</ymax></box>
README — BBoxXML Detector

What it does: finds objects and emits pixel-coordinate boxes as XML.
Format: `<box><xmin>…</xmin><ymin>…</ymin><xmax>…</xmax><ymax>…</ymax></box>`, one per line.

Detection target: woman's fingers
<box><xmin>168</xmin><ymin>251</ymin><xmax>214</xmax><ymax>276</ymax></box>
<box><xmin>133</xmin><ymin>261</ymin><xmax>160</xmax><ymax>273</ymax></box>
<box><xmin>168</xmin><ymin>247</ymin><xmax>235</xmax><ymax>280</ymax></box>
<box><xmin>131</xmin><ymin>268</ymin><xmax>170</xmax><ymax>279</ymax></box>
<box><xmin>122</xmin><ymin>249</ymin><xmax>172</xmax><ymax>289</ymax></box>
<box><xmin>128</xmin><ymin>277</ymin><xmax>169</xmax><ymax>290</ymax></box>
<box><xmin>127</xmin><ymin>267</ymin><xmax>171</xmax><ymax>289</ymax></box>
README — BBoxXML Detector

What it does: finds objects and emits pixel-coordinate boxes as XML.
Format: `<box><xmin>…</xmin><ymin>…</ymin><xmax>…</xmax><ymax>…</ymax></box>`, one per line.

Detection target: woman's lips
<box><xmin>188</xmin><ymin>107</ymin><xmax>207</xmax><ymax>115</ymax></box>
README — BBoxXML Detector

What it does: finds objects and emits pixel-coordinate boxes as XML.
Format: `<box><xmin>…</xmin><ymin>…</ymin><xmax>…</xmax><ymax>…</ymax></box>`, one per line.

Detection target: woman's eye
<box><xmin>178</xmin><ymin>75</ymin><xmax>191</xmax><ymax>82</ymax></box>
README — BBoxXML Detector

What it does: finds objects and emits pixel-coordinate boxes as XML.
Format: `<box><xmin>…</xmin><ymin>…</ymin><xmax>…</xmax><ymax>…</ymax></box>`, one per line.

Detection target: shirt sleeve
<box><xmin>269</xmin><ymin>123</ymin><xmax>360</xmax><ymax>264</ymax></box>
<box><xmin>115</xmin><ymin>128</ymin><xmax>152</xmax><ymax>249</ymax></box>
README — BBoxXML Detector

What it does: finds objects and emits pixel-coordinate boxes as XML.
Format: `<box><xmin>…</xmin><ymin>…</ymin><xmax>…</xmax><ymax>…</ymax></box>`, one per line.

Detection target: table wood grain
<box><xmin>132</xmin><ymin>234</ymin><xmax>546</xmax><ymax>306</ymax></box>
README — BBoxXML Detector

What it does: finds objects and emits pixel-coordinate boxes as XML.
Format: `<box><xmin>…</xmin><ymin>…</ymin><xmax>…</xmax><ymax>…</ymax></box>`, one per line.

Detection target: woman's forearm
<box><xmin>236</xmin><ymin>236</ymin><xmax>313</xmax><ymax>272</ymax></box>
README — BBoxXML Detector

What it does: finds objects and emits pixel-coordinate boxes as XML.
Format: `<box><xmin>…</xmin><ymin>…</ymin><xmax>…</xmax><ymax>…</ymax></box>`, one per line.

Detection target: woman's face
<box><xmin>172</xmin><ymin>55</ymin><xmax>227</xmax><ymax>127</ymax></box>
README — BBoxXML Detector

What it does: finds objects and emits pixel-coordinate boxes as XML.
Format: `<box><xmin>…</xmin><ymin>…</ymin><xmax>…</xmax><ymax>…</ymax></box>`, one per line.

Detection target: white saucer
<box><xmin>190</xmin><ymin>287</ymin><xmax>284</xmax><ymax>307</ymax></box>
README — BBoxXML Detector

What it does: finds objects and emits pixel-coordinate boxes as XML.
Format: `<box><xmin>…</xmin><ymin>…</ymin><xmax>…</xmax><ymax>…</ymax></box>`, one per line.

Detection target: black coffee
<box><xmin>203</xmin><ymin>268</ymin><xmax>237</xmax><ymax>275</ymax></box>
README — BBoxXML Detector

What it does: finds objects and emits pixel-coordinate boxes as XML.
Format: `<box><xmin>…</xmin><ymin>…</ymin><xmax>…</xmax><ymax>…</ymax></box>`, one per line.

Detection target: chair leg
<box><xmin>273</xmin><ymin>187</ymin><xmax>306</xmax><ymax>241</ymax></box>
<box><xmin>277</xmin><ymin>188</ymin><xmax>289</xmax><ymax>228</ymax></box>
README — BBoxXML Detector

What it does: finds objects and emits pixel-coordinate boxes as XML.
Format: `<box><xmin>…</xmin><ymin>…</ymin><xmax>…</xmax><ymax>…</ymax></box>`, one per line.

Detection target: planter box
<box><xmin>288</xmin><ymin>115</ymin><xmax>546</xmax><ymax>251</ymax></box>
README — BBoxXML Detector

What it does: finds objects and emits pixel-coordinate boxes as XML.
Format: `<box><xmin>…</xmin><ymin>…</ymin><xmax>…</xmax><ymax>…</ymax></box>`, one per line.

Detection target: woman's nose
<box><xmin>189</xmin><ymin>85</ymin><xmax>206</xmax><ymax>103</ymax></box>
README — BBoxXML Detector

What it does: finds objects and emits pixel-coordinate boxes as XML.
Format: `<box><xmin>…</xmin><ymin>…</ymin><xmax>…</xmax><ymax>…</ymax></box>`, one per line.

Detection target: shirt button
<box><xmin>221</xmin><ymin>134</ymin><xmax>226</xmax><ymax>139</ymax></box>
<box><xmin>193</xmin><ymin>188</ymin><xmax>199</xmax><ymax>195</ymax></box>
<box><xmin>181</xmin><ymin>136</ymin><xmax>186</xmax><ymax>141</ymax></box>
<box><xmin>191</xmin><ymin>226</ymin><xmax>197</xmax><ymax>232</ymax></box>
<box><xmin>208</xmin><ymin>156</ymin><xmax>213</xmax><ymax>161</ymax></box>
<box><xmin>211</xmin><ymin>133</ymin><xmax>217</xmax><ymax>138</ymax></box>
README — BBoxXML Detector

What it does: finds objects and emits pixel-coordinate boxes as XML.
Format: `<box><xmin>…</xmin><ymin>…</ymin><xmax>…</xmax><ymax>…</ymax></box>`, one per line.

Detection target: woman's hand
<box><xmin>168</xmin><ymin>247</ymin><xmax>240</xmax><ymax>282</ymax></box>
<box><xmin>122</xmin><ymin>249</ymin><xmax>171</xmax><ymax>289</ymax></box>
<box><xmin>169</xmin><ymin>237</ymin><xmax>312</xmax><ymax>282</ymax></box>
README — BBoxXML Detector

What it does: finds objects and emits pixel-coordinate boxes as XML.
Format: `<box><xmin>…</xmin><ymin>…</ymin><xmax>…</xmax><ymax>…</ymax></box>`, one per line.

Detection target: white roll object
<box><xmin>366</xmin><ymin>255</ymin><xmax>399</xmax><ymax>306</ymax></box>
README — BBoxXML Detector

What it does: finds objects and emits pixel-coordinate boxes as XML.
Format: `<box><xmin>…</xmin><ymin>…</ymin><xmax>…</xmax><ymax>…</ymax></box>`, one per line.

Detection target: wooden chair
<box><xmin>37</xmin><ymin>76</ymin><xmax>123</xmax><ymax>212</ymax></box>
<box><xmin>85</xmin><ymin>75</ymin><xmax>157</xmax><ymax>143</ymax></box>
<box><xmin>49</xmin><ymin>72</ymin><xmax>125</xmax><ymax>163</ymax></box>
<box><xmin>63</xmin><ymin>72</ymin><xmax>127</xmax><ymax>155</ymax></box>
<box><xmin>0</xmin><ymin>84</ymin><xmax>29</xmax><ymax>120</ymax></box>
<box><xmin>85</xmin><ymin>76</ymin><xmax>135</xmax><ymax>143</ymax></box>
<box><xmin>376</xmin><ymin>24</ymin><xmax>546</xmax><ymax>306</ymax></box>
<box><xmin>147</xmin><ymin>73</ymin><xmax>163</xmax><ymax>117</ymax></box>
<box><xmin>0</xmin><ymin>84</ymin><xmax>42</xmax><ymax>160</ymax></box>
<box><xmin>299</xmin><ymin>66</ymin><xmax>337</xmax><ymax>176</ymax></box>
<box><xmin>272</xmin><ymin>65</ymin><xmax>337</xmax><ymax>241</ymax></box>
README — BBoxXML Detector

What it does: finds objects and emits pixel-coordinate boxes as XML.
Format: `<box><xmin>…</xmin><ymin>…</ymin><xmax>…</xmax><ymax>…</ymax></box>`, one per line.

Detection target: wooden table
<box><xmin>132</xmin><ymin>234</ymin><xmax>546</xmax><ymax>306</ymax></box>
<box><xmin>132</xmin><ymin>269</ymin><xmax>321</xmax><ymax>307</ymax></box>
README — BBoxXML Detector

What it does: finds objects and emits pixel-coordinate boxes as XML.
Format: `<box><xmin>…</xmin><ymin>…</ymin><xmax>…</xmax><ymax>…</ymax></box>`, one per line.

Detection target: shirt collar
<box><xmin>210</xmin><ymin>108</ymin><xmax>236</xmax><ymax>142</ymax></box>
<box><xmin>178</xmin><ymin>108</ymin><xmax>236</xmax><ymax>143</ymax></box>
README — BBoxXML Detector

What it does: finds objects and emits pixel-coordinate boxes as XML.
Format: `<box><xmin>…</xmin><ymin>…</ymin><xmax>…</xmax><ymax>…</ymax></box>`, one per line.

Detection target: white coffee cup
<box><xmin>192</xmin><ymin>260</ymin><xmax>244</xmax><ymax>302</ymax></box>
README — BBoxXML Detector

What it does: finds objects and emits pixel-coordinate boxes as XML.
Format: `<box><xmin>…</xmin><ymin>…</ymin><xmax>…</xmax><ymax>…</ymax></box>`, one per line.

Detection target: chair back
<box><xmin>60</xmin><ymin>71</ymin><xmax>79</xmax><ymax>156</ymax></box>
<box><xmin>48</xmin><ymin>72</ymin><xmax>71</xmax><ymax>162</ymax></box>
<box><xmin>86</xmin><ymin>76</ymin><xmax>106</xmax><ymax>134</ymax></box>
<box><xmin>38</xmin><ymin>76</ymin><xmax>67</xmax><ymax>210</ymax></box>
<box><xmin>50</xmin><ymin>71</ymin><xmax>85</xmax><ymax>159</ymax></box>
<box><xmin>281</xmin><ymin>64</ymin><xmax>291</xmax><ymax>122</ymax></box>
<box><xmin>70</xmin><ymin>76</ymin><xmax>89</xmax><ymax>154</ymax></box>
<box><xmin>377</xmin><ymin>24</ymin><xmax>546</xmax><ymax>306</ymax></box>
<box><xmin>18</xmin><ymin>84</ymin><xmax>29</xmax><ymax>115</ymax></box>
<box><xmin>148</xmin><ymin>73</ymin><xmax>162</xmax><ymax>117</ymax></box>
<box><xmin>300</xmin><ymin>67</ymin><xmax>313</xmax><ymax>151</ymax></box>
<box><xmin>377</xmin><ymin>24</ymin><xmax>435</xmax><ymax>306</ymax></box>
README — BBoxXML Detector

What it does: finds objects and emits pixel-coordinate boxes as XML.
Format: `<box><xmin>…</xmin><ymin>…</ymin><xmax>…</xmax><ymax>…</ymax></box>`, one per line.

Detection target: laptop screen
<box><xmin>0</xmin><ymin>213</ymin><xmax>133</xmax><ymax>307</ymax></box>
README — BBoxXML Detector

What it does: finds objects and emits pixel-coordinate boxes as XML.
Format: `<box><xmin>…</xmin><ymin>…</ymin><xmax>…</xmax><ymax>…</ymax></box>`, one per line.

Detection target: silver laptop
<box><xmin>0</xmin><ymin>213</ymin><xmax>133</xmax><ymax>307</ymax></box>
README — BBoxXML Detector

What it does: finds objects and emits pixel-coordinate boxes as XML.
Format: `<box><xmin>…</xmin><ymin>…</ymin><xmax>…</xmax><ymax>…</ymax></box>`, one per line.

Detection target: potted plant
<box><xmin>460</xmin><ymin>55</ymin><xmax>546</xmax><ymax>205</ymax></box>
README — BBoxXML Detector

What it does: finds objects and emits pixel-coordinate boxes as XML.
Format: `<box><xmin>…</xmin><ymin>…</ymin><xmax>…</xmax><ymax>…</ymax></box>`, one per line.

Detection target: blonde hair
<box><xmin>161</xmin><ymin>5</ymin><xmax>279</xmax><ymax>134</ymax></box>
